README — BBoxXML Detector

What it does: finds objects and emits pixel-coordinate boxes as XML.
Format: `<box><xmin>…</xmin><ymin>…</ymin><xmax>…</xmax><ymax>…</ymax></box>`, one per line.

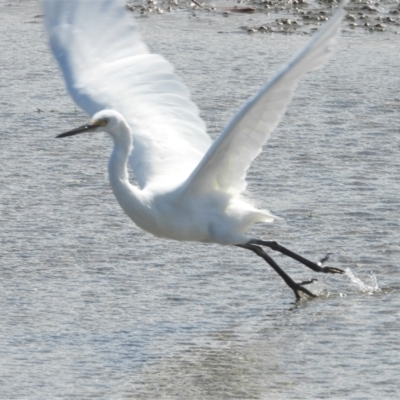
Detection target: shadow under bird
<box><xmin>44</xmin><ymin>0</ymin><xmax>348</xmax><ymax>300</ymax></box>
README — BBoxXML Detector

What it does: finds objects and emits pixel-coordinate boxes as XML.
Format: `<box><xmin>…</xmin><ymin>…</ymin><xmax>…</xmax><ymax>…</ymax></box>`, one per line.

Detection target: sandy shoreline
<box><xmin>126</xmin><ymin>0</ymin><xmax>400</xmax><ymax>34</ymax></box>
<box><xmin>2</xmin><ymin>0</ymin><xmax>400</xmax><ymax>34</ymax></box>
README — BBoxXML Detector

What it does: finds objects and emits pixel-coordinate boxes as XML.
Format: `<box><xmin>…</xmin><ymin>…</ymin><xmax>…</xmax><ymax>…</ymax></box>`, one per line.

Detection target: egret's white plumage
<box><xmin>45</xmin><ymin>0</ymin><xmax>348</xmax><ymax>299</ymax></box>
<box><xmin>44</xmin><ymin>0</ymin><xmax>211</xmax><ymax>189</ymax></box>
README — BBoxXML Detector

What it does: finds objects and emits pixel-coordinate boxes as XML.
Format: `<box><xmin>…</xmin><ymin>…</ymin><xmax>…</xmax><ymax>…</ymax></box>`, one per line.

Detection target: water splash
<box><xmin>345</xmin><ymin>268</ymin><xmax>381</xmax><ymax>295</ymax></box>
<box><xmin>305</xmin><ymin>279</ymin><xmax>329</xmax><ymax>297</ymax></box>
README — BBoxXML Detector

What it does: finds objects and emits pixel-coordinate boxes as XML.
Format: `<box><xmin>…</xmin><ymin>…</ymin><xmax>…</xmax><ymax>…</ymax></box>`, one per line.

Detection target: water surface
<box><xmin>1</xmin><ymin>1</ymin><xmax>400</xmax><ymax>398</ymax></box>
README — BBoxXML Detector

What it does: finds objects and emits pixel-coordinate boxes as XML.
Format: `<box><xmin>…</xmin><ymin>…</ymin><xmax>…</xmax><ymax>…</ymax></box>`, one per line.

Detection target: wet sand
<box><xmin>127</xmin><ymin>0</ymin><xmax>400</xmax><ymax>34</ymax></box>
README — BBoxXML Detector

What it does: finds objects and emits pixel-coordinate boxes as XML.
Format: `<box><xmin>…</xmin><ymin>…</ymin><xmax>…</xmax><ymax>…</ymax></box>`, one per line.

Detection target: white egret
<box><xmin>45</xmin><ymin>0</ymin><xmax>348</xmax><ymax>300</ymax></box>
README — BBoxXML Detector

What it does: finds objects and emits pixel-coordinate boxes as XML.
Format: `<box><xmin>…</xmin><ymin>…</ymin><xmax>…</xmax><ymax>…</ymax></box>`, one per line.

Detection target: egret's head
<box><xmin>56</xmin><ymin>110</ymin><xmax>127</xmax><ymax>139</ymax></box>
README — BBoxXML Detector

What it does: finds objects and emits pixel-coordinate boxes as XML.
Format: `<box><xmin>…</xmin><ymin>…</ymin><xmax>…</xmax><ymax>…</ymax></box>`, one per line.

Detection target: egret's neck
<box><xmin>107</xmin><ymin>123</ymin><xmax>143</xmax><ymax>214</ymax></box>
<box><xmin>108</xmin><ymin>129</ymin><xmax>132</xmax><ymax>184</ymax></box>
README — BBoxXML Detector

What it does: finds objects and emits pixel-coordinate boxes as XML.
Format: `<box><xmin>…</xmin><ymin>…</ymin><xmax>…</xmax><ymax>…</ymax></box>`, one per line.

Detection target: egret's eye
<box><xmin>96</xmin><ymin>118</ymin><xmax>109</xmax><ymax>127</ymax></box>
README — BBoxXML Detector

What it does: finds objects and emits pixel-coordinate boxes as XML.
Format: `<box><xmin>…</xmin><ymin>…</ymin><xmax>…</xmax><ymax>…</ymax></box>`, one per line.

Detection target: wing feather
<box><xmin>182</xmin><ymin>1</ymin><xmax>348</xmax><ymax>196</ymax></box>
<box><xmin>43</xmin><ymin>0</ymin><xmax>212</xmax><ymax>188</ymax></box>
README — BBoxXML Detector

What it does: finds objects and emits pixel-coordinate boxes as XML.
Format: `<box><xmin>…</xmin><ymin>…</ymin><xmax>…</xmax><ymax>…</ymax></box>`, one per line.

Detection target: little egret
<box><xmin>45</xmin><ymin>0</ymin><xmax>348</xmax><ymax>300</ymax></box>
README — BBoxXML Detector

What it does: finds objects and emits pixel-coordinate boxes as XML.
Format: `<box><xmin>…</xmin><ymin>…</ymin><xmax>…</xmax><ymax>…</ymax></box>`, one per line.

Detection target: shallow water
<box><xmin>1</xmin><ymin>1</ymin><xmax>400</xmax><ymax>399</ymax></box>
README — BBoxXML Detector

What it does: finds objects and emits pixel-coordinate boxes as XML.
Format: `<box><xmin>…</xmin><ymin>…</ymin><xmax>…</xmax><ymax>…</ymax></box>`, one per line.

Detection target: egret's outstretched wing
<box><xmin>43</xmin><ymin>0</ymin><xmax>212</xmax><ymax>188</ymax></box>
<box><xmin>183</xmin><ymin>1</ymin><xmax>348</xmax><ymax>197</ymax></box>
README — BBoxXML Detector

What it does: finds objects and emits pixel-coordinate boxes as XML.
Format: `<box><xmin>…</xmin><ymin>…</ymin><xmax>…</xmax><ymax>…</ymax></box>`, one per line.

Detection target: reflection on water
<box><xmin>133</xmin><ymin>332</ymin><xmax>283</xmax><ymax>399</ymax></box>
<box><xmin>1</xmin><ymin>1</ymin><xmax>400</xmax><ymax>399</ymax></box>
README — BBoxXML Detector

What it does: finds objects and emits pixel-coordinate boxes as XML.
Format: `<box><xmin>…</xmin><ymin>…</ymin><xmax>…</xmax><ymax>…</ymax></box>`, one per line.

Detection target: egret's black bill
<box><xmin>56</xmin><ymin>124</ymin><xmax>96</xmax><ymax>138</ymax></box>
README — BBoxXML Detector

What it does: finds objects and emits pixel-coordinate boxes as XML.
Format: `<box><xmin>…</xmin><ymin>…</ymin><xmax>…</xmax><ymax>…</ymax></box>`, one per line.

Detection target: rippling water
<box><xmin>1</xmin><ymin>1</ymin><xmax>400</xmax><ymax>398</ymax></box>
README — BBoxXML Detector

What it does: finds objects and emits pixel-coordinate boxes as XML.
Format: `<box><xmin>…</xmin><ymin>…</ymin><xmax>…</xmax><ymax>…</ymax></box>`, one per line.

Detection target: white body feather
<box><xmin>44</xmin><ymin>0</ymin><xmax>348</xmax><ymax>245</ymax></box>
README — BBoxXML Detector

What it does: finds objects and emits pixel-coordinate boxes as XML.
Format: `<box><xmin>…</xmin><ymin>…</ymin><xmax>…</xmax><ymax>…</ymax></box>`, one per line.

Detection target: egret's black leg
<box><xmin>236</xmin><ymin>243</ymin><xmax>316</xmax><ymax>300</ymax></box>
<box><xmin>249</xmin><ymin>239</ymin><xmax>344</xmax><ymax>275</ymax></box>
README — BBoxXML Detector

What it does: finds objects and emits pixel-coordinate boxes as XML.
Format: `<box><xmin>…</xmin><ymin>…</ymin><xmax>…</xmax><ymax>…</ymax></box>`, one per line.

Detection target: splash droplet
<box><xmin>345</xmin><ymin>268</ymin><xmax>381</xmax><ymax>294</ymax></box>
